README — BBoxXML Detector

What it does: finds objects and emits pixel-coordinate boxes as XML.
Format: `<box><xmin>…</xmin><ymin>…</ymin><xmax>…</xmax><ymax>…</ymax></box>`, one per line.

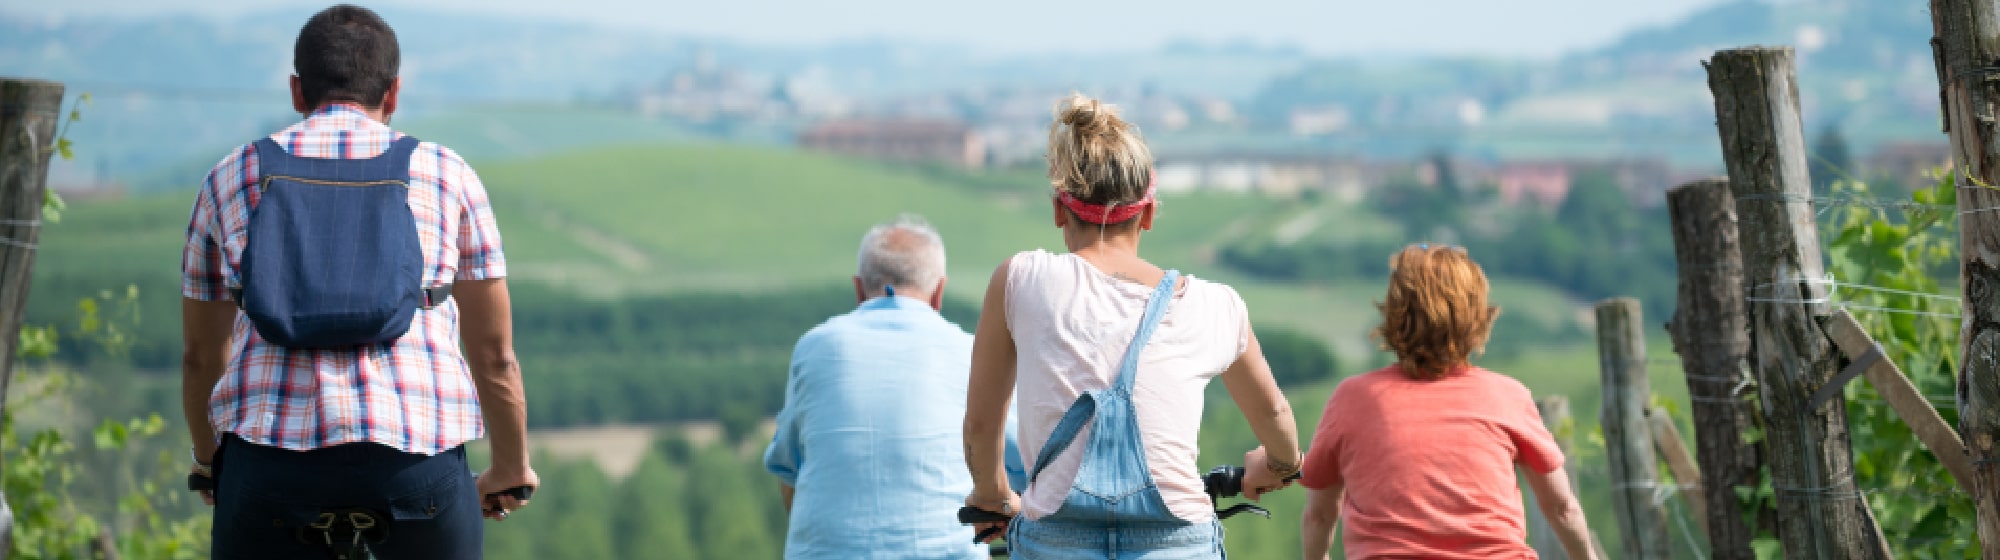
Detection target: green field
<box><xmin>31</xmin><ymin>142</ymin><xmax>1590</xmax><ymax>369</ymax></box>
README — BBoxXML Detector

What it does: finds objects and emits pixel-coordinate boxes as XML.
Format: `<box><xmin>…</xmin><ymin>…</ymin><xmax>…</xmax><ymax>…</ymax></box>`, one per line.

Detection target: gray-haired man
<box><xmin>764</xmin><ymin>215</ymin><xmax>1023</xmax><ymax>559</ymax></box>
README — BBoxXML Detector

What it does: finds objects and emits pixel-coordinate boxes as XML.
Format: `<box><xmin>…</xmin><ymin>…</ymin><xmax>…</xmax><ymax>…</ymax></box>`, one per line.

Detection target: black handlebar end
<box><xmin>958</xmin><ymin>506</ymin><xmax>1013</xmax><ymax>524</ymax></box>
<box><xmin>188</xmin><ymin>473</ymin><xmax>215</xmax><ymax>492</ymax></box>
<box><xmin>487</xmin><ymin>486</ymin><xmax>535</xmax><ymax>502</ymax></box>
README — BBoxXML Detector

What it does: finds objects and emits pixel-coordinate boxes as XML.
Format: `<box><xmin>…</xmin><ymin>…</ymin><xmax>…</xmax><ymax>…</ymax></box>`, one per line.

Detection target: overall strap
<box><xmin>1026</xmin><ymin>269</ymin><xmax>1181</xmax><ymax>485</ymax></box>
<box><xmin>250</xmin><ymin>136</ymin><xmax>421</xmax><ymax>181</ymax></box>
<box><xmin>1115</xmin><ymin>270</ymin><xmax>1179</xmax><ymax>395</ymax></box>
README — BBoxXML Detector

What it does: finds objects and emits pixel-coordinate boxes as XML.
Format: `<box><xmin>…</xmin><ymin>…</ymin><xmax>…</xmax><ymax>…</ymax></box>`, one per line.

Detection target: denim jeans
<box><xmin>210</xmin><ymin>434</ymin><xmax>483</xmax><ymax>559</ymax></box>
<box><xmin>1007</xmin><ymin>516</ymin><xmax>1226</xmax><ymax>560</ymax></box>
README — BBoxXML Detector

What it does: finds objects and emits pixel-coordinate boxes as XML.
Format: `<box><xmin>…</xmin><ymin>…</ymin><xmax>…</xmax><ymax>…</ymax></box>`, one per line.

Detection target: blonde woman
<box><xmin>1299</xmin><ymin>245</ymin><xmax>1596</xmax><ymax>560</ymax></box>
<box><xmin>961</xmin><ymin>93</ymin><xmax>1302</xmax><ymax>558</ymax></box>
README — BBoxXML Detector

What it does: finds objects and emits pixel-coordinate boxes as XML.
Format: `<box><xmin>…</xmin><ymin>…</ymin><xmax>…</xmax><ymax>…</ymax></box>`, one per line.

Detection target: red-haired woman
<box><xmin>1299</xmin><ymin>244</ymin><xmax>1596</xmax><ymax>560</ymax></box>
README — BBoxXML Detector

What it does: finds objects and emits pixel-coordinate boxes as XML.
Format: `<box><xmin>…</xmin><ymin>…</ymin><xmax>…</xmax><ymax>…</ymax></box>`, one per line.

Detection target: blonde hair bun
<box><xmin>1058</xmin><ymin>95</ymin><xmax>1107</xmax><ymax>130</ymax></box>
<box><xmin>1047</xmin><ymin>92</ymin><xmax>1152</xmax><ymax>205</ymax></box>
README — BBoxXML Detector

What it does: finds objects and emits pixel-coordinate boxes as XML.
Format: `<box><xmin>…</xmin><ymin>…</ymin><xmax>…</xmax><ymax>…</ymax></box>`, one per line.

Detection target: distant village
<box><xmin>626</xmin><ymin>50</ymin><xmax>1952</xmax><ymax>212</ymax></box>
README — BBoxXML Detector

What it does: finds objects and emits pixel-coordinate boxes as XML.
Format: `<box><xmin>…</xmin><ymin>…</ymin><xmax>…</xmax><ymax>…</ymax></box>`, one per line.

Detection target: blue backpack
<box><xmin>232</xmin><ymin>136</ymin><xmax>450</xmax><ymax>348</ymax></box>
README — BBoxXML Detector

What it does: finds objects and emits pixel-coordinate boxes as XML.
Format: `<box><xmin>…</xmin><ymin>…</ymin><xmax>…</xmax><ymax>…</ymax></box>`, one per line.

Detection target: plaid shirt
<box><xmin>182</xmin><ymin>104</ymin><xmax>505</xmax><ymax>455</ymax></box>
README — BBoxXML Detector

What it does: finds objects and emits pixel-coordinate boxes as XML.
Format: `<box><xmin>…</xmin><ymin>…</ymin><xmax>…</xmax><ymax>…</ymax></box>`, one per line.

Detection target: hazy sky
<box><xmin>11</xmin><ymin>0</ymin><xmax>1731</xmax><ymax>57</ymax></box>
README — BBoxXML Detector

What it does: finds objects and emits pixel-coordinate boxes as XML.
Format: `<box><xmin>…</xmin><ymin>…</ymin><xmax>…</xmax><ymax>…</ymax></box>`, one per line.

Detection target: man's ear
<box><xmin>379</xmin><ymin>77</ymin><xmax>401</xmax><ymax>123</ymax></box>
<box><xmin>290</xmin><ymin>76</ymin><xmax>309</xmax><ymax>115</ymax></box>
<box><xmin>853</xmin><ymin>276</ymin><xmax>867</xmax><ymax>304</ymax></box>
<box><xmin>929</xmin><ymin>278</ymin><xmax>947</xmax><ymax>312</ymax></box>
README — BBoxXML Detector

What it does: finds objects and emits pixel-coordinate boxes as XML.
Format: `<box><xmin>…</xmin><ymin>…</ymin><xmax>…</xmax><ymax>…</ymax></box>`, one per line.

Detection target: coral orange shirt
<box><xmin>1301</xmin><ymin>365</ymin><xmax>1564</xmax><ymax>560</ymax></box>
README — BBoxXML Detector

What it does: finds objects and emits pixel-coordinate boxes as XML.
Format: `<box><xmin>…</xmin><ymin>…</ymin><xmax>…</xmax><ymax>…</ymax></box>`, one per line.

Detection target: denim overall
<box><xmin>1009</xmin><ymin>270</ymin><xmax>1226</xmax><ymax>559</ymax></box>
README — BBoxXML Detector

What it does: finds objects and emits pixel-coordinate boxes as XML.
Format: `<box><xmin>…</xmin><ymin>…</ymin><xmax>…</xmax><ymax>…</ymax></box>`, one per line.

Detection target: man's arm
<box><xmin>764</xmin><ymin>355</ymin><xmax>807</xmax><ymax>515</ymax></box>
<box><xmin>181</xmin><ymin>299</ymin><xmax>237</xmax><ymax>465</ymax></box>
<box><xmin>457</xmin><ymin>279</ymin><xmax>539</xmax><ymax>515</ymax></box>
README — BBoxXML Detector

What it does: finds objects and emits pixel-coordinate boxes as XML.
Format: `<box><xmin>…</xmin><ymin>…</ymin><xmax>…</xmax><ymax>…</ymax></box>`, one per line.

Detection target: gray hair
<box><xmin>857</xmin><ymin>214</ymin><xmax>947</xmax><ymax>296</ymax></box>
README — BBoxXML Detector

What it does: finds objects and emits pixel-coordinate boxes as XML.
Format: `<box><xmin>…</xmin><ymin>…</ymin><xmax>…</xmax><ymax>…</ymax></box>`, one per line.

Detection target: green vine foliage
<box><xmin>10</xmin><ymin>288</ymin><xmax>208</xmax><ymax>560</ymax></box>
<box><xmin>11</xmin><ymin>93</ymin><xmax>207</xmax><ymax>558</ymax></box>
<box><xmin>1821</xmin><ymin>174</ymin><xmax>1976</xmax><ymax>558</ymax></box>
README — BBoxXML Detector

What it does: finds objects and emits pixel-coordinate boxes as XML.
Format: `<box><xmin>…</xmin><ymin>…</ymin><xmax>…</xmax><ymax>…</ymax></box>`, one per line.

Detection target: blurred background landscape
<box><xmin>1</xmin><ymin>0</ymin><xmax>1955</xmax><ymax>557</ymax></box>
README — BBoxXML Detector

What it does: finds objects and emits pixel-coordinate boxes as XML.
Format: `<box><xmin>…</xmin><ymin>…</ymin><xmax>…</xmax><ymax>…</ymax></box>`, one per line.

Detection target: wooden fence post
<box><xmin>1708</xmin><ymin>47</ymin><xmax>1885</xmax><ymax>559</ymax></box>
<box><xmin>1664</xmin><ymin>177</ymin><xmax>1761</xmax><ymax>559</ymax></box>
<box><xmin>1927</xmin><ymin>0</ymin><xmax>2000</xmax><ymax>554</ymax></box>
<box><xmin>1648</xmin><ymin>407</ymin><xmax>1708</xmax><ymax>539</ymax></box>
<box><xmin>1598</xmin><ymin>298</ymin><xmax>1671</xmax><ymax>559</ymax></box>
<box><xmin>1823</xmin><ymin>309</ymin><xmax>1978</xmax><ymax>491</ymax></box>
<box><xmin>0</xmin><ymin>77</ymin><xmax>65</xmax><ymax>555</ymax></box>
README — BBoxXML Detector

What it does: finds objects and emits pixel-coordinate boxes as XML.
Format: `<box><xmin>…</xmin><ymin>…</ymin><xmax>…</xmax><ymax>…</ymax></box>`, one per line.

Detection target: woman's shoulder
<box><xmin>1337</xmin><ymin>366</ymin><xmax>1404</xmax><ymax>388</ymax></box>
<box><xmin>1179</xmin><ymin>274</ymin><xmax>1246</xmax><ymax>306</ymax></box>
<box><xmin>1464</xmin><ymin>366</ymin><xmax>1537</xmax><ymax>400</ymax></box>
<box><xmin>1004</xmin><ymin>249</ymin><xmax>1062</xmax><ymax>275</ymax></box>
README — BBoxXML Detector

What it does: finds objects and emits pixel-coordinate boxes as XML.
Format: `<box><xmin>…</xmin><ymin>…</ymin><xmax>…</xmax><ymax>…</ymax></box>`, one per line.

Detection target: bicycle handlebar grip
<box><xmin>188</xmin><ymin>473</ymin><xmax>215</xmax><ymax>492</ymax></box>
<box><xmin>958</xmin><ymin>506</ymin><xmax>1012</xmax><ymax>524</ymax></box>
<box><xmin>487</xmin><ymin>486</ymin><xmax>535</xmax><ymax>502</ymax></box>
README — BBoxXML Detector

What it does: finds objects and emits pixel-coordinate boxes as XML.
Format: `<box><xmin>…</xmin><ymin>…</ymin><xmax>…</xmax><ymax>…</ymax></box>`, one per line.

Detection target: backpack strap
<box><xmin>250</xmin><ymin>135</ymin><xmax>421</xmax><ymax>183</ymax></box>
<box><xmin>1027</xmin><ymin>269</ymin><xmax>1181</xmax><ymax>485</ymax></box>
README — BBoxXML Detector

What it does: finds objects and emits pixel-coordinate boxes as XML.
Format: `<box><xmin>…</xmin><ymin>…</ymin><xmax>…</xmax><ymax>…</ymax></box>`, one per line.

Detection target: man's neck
<box><xmin>309</xmin><ymin>102</ymin><xmax>389</xmax><ymax>123</ymax></box>
<box><xmin>873</xmin><ymin>290</ymin><xmax>933</xmax><ymax>304</ymax></box>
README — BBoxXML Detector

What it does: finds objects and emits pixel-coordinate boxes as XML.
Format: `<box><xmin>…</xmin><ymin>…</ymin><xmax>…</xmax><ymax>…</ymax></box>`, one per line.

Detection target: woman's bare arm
<box><xmin>964</xmin><ymin>260</ymin><xmax>1021</xmax><ymax>511</ymax></box>
<box><xmin>1524</xmin><ymin>465</ymin><xmax>1597</xmax><ymax>560</ymax></box>
<box><xmin>1302</xmin><ymin>484</ymin><xmax>1344</xmax><ymax>560</ymax></box>
<box><xmin>1220</xmin><ymin>328</ymin><xmax>1301</xmax><ymax>495</ymax></box>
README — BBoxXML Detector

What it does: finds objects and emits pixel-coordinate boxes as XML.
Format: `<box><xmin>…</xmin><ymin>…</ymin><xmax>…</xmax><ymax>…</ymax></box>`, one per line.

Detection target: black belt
<box><xmin>228</xmin><ymin>284</ymin><xmax>454</xmax><ymax>309</ymax></box>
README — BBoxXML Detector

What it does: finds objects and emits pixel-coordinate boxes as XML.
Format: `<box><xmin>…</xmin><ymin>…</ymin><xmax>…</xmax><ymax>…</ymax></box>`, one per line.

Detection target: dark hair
<box><xmin>294</xmin><ymin>5</ymin><xmax>400</xmax><ymax>108</ymax></box>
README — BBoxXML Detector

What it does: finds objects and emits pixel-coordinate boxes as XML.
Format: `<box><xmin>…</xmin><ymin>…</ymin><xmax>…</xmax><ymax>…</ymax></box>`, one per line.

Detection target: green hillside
<box><xmin>31</xmin><ymin>143</ymin><xmax>1586</xmax><ymax>366</ymax></box>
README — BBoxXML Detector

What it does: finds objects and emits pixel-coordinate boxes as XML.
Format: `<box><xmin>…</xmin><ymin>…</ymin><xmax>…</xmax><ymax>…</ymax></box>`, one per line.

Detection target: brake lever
<box><xmin>1216</xmin><ymin>503</ymin><xmax>1272</xmax><ymax>520</ymax></box>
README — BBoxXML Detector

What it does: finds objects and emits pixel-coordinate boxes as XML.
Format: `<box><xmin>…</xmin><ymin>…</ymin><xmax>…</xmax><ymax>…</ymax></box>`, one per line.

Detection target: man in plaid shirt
<box><xmin>180</xmin><ymin>5</ymin><xmax>536</xmax><ymax>558</ymax></box>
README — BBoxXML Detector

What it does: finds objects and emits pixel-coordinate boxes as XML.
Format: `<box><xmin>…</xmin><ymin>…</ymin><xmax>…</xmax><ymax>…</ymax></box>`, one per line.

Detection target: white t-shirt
<box><xmin>1005</xmin><ymin>250</ymin><xmax>1251</xmax><ymax>522</ymax></box>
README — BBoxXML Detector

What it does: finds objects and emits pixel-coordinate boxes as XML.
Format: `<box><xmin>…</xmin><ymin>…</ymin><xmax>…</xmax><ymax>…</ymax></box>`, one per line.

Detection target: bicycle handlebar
<box><xmin>958</xmin><ymin>464</ymin><xmax>1301</xmax><ymax>556</ymax></box>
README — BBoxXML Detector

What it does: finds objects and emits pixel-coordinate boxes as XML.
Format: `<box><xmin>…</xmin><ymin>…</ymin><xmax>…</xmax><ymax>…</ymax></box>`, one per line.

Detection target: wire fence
<box><xmin>1611</xmin><ymin>219</ymin><xmax>1976</xmax><ymax>555</ymax></box>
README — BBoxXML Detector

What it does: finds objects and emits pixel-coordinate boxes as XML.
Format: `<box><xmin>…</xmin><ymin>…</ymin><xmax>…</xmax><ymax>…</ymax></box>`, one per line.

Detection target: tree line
<box><xmin>1221</xmin><ymin>159</ymin><xmax>1679</xmax><ymax>321</ymax></box>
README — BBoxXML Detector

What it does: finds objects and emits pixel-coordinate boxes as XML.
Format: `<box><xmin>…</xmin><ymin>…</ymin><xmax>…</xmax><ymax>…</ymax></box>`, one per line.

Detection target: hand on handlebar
<box><xmin>1240</xmin><ymin>446</ymin><xmax>1296</xmax><ymax>501</ymax></box>
<box><xmin>963</xmin><ymin>490</ymin><xmax>1021</xmax><ymax>543</ymax></box>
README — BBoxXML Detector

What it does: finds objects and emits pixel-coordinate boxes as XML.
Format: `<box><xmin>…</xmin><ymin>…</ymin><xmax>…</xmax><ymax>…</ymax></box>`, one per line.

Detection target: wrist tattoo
<box><xmin>1266</xmin><ymin>452</ymin><xmax>1302</xmax><ymax>476</ymax></box>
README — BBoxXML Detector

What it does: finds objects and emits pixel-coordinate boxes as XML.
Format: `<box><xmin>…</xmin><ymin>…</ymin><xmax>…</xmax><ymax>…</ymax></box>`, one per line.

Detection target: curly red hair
<box><xmin>1371</xmin><ymin>244</ymin><xmax>1500</xmax><ymax>380</ymax></box>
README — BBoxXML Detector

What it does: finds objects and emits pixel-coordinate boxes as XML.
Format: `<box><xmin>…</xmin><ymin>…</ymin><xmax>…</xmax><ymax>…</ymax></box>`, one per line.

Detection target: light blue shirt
<box><xmin>765</xmin><ymin>296</ymin><xmax>1026</xmax><ymax>560</ymax></box>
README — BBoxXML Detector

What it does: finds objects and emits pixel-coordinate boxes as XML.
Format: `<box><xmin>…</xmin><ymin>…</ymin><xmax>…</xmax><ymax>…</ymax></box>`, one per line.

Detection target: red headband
<box><xmin>1058</xmin><ymin>175</ymin><xmax>1158</xmax><ymax>225</ymax></box>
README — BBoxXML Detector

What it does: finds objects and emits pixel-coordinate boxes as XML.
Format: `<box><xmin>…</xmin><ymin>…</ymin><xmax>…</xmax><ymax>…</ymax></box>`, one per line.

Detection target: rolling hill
<box><xmin>29</xmin><ymin>142</ymin><xmax>1588</xmax><ymax>364</ymax></box>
